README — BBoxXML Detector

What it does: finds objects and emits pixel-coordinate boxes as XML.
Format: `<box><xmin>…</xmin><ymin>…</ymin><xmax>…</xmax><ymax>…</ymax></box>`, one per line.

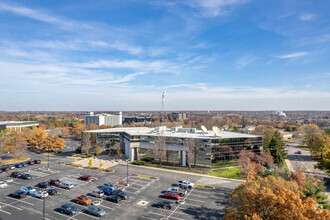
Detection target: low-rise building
<box><xmin>0</xmin><ymin>121</ymin><xmax>39</xmax><ymax>132</ymax></box>
<box><xmin>83</xmin><ymin>126</ymin><xmax>263</xmax><ymax>169</ymax></box>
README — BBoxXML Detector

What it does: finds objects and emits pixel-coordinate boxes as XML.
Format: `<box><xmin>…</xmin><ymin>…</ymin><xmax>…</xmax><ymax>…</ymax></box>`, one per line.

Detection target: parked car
<box><xmin>10</xmin><ymin>190</ymin><xmax>27</xmax><ymax>199</ymax></box>
<box><xmin>105</xmin><ymin>195</ymin><xmax>121</xmax><ymax>203</ymax></box>
<box><xmin>1</xmin><ymin>166</ymin><xmax>10</xmax><ymax>172</ymax></box>
<box><xmin>85</xmin><ymin>205</ymin><xmax>106</xmax><ymax>217</ymax></box>
<box><xmin>15</xmin><ymin>163</ymin><xmax>23</xmax><ymax>168</ymax></box>
<box><xmin>0</xmin><ymin>169</ymin><xmax>2</xmax><ymax>173</ymax></box>
<box><xmin>163</xmin><ymin>192</ymin><xmax>181</xmax><ymax>200</ymax></box>
<box><xmin>48</xmin><ymin>179</ymin><xmax>60</xmax><ymax>186</ymax></box>
<box><xmin>27</xmin><ymin>161</ymin><xmax>35</xmax><ymax>165</ymax></box>
<box><xmin>36</xmin><ymin>182</ymin><xmax>49</xmax><ymax>188</ymax></box>
<box><xmin>80</xmin><ymin>175</ymin><xmax>91</xmax><ymax>181</ymax></box>
<box><xmin>111</xmin><ymin>189</ymin><xmax>129</xmax><ymax>200</ymax></box>
<box><xmin>10</xmin><ymin>171</ymin><xmax>23</xmax><ymax>178</ymax></box>
<box><xmin>59</xmin><ymin>203</ymin><xmax>78</xmax><ymax>216</ymax></box>
<box><xmin>21</xmin><ymin>186</ymin><xmax>37</xmax><ymax>195</ymax></box>
<box><xmin>88</xmin><ymin>190</ymin><xmax>104</xmax><ymax>198</ymax></box>
<box><xmin>47</xmin><ymin>188</ymin><xmax>57</xmax><ymax>196</ymax></box>
<box><xmin>103</xmin><ymin>182</ymin><xmax>117</xmax><ymax>190</ymax></box>
<box><xmin>296</xmin><ymin>151</ymin><xmax>302</xmax><ymax>154</ymax></box>
<box><xmin>19</xmin><ymin>173</ymin><xmax>32</xmax><ymax>180</ymax></box>
<box><xmin>9</xmin><ymin>164</ymin><xmax>16</xmax><ymax>170</ymax></box>
<box><xmin>34</xmin><ymin>160</ymin><xmax>41</xmax><ymax>164</ymax></box>
<box><xmin>59</xmin><ymin>182</ymin><xmax>74</xmax><ymax>189</ymax></box>
<box><xmin>35</xmin><ymin>191</ymin><xmax>49</xmax><ymax>198</ymax></box>
<box><xmin>167</xmin><ymin>187</ymin><xmax>186</xmax><ymax>196</ymax></box>
<box><xmin>22</xmin><ymin>162</ymin><xmax>28</xmax><ymax>167</ymax></box>
<box><xmin>178</xmin><ymin>180</ymin><xmax>194</xmax><ymax>189</ymax></box>
<box><xmin>76</xmin><ymin>195</ymin><xmax>92</xmax><ymax>206</ymax></box>
<box><xmin>0</xmin><ymin>181</ymin><xmax>8</xmax><ymax>188</ymax></box>
<box><xmin>156</xmin><ymin>200</ymin><xmax>174</xmax><ymax>210</ymax></box>
<box><xmin>98</xmin><ymin>186</ymin><xmax>113</xmax><ymax>195</ymax></box>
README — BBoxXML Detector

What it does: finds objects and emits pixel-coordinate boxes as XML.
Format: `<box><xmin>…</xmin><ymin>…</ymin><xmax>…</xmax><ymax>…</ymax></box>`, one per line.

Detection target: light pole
<box><xmin>126</xmin><ymin>159</ymin><xmax>129</xmax><ymax>186</ymax></box>
<box><xmin>42</xmin><ymin>196</ymin><xmax>45</xmax><ymax>220</ymax></box>
<box><xmin>47</xmin><ymin>149</ymin><xmax>50</xmax><ymax>170</ymax></box>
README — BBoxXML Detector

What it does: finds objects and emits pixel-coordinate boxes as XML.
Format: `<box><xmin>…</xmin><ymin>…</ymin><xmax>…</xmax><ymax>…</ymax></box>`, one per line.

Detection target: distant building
<box><xmin>168</xmin><ymin>112</ymin><xmax>187</xmax><ymax>121</ymax></box>
<box><xmin>123</xmin><ymin>116</ymin><xmax>152</xmax><ymax>125</ymax></box>
<box><xmin>0</xmin><ymin>121</ymin><xmax>39</xmax><ymax>132</ymax></box>
<box><xmin>241</xmin><ymin>126</ymin><xmax>256</xmax><ymax>134</ymax></box>
<box><xmin>84</xmin><ymin>112</ymin><xmax>122</xmax><ymax>126</ymax></box>
<box><xmin>273</xmin><ymin>111</ymin><xmax>286</xmax><ymax>117</ymax></box>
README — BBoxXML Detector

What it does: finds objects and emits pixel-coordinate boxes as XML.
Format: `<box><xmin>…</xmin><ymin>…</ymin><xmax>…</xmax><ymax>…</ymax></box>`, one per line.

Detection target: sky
<box><xmin>0</xmin><ymin>0</ymin><xmax>330</xmax><ymax>111</ymax></box>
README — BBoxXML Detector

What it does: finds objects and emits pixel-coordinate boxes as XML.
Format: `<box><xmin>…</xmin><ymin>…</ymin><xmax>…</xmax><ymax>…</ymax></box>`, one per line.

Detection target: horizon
<box><xmin>1</xmin><ymin>0</ymin><xmax>330</xmax><ymax>111</ymax></box>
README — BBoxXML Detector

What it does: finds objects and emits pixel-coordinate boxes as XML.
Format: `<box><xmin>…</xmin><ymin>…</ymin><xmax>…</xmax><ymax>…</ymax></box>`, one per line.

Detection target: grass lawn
<box><xmin>211</xmin><ymin>160</ymin><xmax>236</xmax><ymax>168</ymax></box>
<box><xmin>0</xmin><ymin>157</ymin><xmax>30</xmax><ymax>165</ymax></box>
<box><xmin>208</xmin><ymin>167</ymin><xmax>243</xmax><ymax>179</ymax></box>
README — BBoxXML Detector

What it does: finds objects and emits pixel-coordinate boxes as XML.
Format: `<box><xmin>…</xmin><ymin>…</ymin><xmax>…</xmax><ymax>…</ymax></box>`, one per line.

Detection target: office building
<box><xmin>84</xmin><ymin>112</ymin><xmax>122</xmax><ymax>126</ymax></box>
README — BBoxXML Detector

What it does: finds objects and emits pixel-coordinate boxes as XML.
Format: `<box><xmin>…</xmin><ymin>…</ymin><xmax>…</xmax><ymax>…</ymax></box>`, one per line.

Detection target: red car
<box><xmin>80</xmin><ymin>175</ymin><xmax>91</xmax><ymax>181</ymax></box>
<box><xmin>28</xmin><ymin>161</ymin><xmax>35</xmax><ymax>165</ymax></box>
<box><xmin>48</xmin><ymin>179</ymin><xmax>60</xmax><ymax>186</ymax></box>
<box><xmin>164</xmin><ymin>192</ymin><xmax>181</xmax><ymax>200</ymax></box>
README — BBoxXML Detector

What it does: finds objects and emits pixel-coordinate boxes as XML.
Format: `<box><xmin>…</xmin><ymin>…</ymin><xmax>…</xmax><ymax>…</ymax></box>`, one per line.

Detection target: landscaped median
<box><xmin>0</xmin><ymin>157</ymin><xmax>30</xmax><ymax>165</ymax></box>
<box><xmin>194</xmin><ymin>183</ymin><xmax>215</xmax><ymax>189</ymax></box>
<box><xmin>131</xmin><ymin>173</ymin><xmax>159</xmax><ymax>180</ymax></box>
<box><xmin>58</xmin><ymin>162</ymin><xmax>115</xmax><ymax>173</ymax></box>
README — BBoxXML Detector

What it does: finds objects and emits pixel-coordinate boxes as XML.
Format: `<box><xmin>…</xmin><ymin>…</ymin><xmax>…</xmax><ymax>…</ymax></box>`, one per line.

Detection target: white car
<box><xmin>103</xmin><ymin>182</ymin><xmax>117</xmax><ymax>190</ymax></box>
<box><xmin>59</xmin><ymin>182</ymin><xmax>74</xmax><ymax>189</ymax></box>
<box><xmin>167</xmin><ymin>187</ymin><xmax>186</xmax><ymax>196</ymax></box>
<box><xmin>89</xmin><ymin>190</ymin><xmax>104</xmax><ymax>198</ymax></box>
<box><xmin>21</xmin><ymin>186</ymin><xmax>37</xmax><ymax>195</ymax></box>
<box><xmin>0</xmin><ymin>181</ymin><xmax>8</xmax><ymax>188</ymax></box>
<box><xmin>35</xmin><ymin>191</ymin><xmax>49</xmax><ymax>198</ymax></box>
<box><xmin>178</xmin><ymin>180</ymin><xmax>194</xmax><ymax>189</ymax></box>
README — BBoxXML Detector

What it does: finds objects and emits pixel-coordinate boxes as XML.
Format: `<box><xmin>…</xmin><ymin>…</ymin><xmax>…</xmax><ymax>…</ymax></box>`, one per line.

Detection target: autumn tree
<box><xmin>253</xmin><ymin>125</ymin><xmax>275</xmax><ymax>152</ymax></box>
<box><xmin>44</xmin><ymin>135</ymin><xmax>64</xmax><ymax>152</ymax></box>
<box><xmin>153</xmin><ymin>135</ymin><xmax>166</xmax><ymax>165</ymax></box>
<box><xmin>0</xmin><ymin>130</ymin><xmax>7</xmax><ymax>161</ymax></box>
<box><xmin>184</xmin><ymin>139</ymin><xmax>195</xmax><ymax>170</ymax></box>
<box><xmin>71</xmin><ymin>123</ymin><xmax>86</xmax><ymax>137</ymax></box>
<box><xmin>268</xmin><ymin>130</ymin><xmax>286</xmax><ymax>165</ymax></box>
<box><xmin>86</xmin><ymin>123</ymin><xmax>99</xmax><ymax>131</ymax></box>
<box><xmin>26</xmin><ymin>127</ymin><xmax>47</xmax><ymax>150</ymax></box>
<box><xmin>61</xmin><ymin>127</ymin><xmax>71</xmax><ymax>137</ymax></box>
<box><xmin>4</xmin><ymin>131</ymin><xmax>27</xmax><ymax>159</ymax></box>
<box><xmin>224</xmin><ymin>176</ymin><xmax>330</xmax><ymax>219</ymax></box>
<box><xmin>299</xmin><ymin>124</ymin><xmax>322</xmax><ymax>147</ymax></box>
<box><xmin>94</xmin><ymin>145</ymin><xmax>103</xmax><ymax>155</ymax></box>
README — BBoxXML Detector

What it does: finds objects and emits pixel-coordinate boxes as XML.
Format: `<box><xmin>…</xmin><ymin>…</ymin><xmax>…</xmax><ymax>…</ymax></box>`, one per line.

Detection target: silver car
<box><xmin>86</xmin><ymin>206</ymin><xmax>106</xmax><ymax>217</ymax></box>
<box><xmin>88</xmin><ymin>190</ymin><xmax>104</xmax><ymax>198</ymax></box>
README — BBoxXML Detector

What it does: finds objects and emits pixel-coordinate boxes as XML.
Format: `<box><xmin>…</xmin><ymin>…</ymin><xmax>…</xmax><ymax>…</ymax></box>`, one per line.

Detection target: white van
<box><xmin>59</xmin><ymin>182</ymin><xmax>74</xmax><ymax>189</ymax></box>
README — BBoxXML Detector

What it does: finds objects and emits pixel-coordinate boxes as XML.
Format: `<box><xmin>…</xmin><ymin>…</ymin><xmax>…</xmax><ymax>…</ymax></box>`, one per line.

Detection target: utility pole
<box><xmin>161</xmin><ymin>91</ymin><xmax>166</xmax><ymax>126</ymax></box>
<box><xmin>126</xmin><ymin>159</ymin><xmax>129</xmax><ymax>186</ymax></box>
<box><xmin>43</xmin><ymin>196</ymin><xmax>45</xmax><ymax>220</ymax></box>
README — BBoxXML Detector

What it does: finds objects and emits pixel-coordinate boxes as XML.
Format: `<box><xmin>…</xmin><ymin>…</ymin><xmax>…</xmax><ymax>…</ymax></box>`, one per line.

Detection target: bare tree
<box><xmin>184</xmin><ymin>139</ymin><xmax>195</xmax><ymax>170</ymax></box>
<box><xmin>82</xmin><ymin>132</ymin><xmax>92</xmax><ymax>154</ymax></box>
<box><xmin>153</xmin><ymin>135</ymin><xmax>166</xmax><ymax>166</ymax></box>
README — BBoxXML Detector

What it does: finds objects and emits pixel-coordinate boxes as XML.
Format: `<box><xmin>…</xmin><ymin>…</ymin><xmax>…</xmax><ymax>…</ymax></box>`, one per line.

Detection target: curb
<box><xmin>128</xmin><ymin>164</ymin><xmax>245</xmax><ymax>182</ymax></box>
<box><xmin>131</xmin><ymin>173</ymin><xmax>159</xmax><ymax>180</ymax></box>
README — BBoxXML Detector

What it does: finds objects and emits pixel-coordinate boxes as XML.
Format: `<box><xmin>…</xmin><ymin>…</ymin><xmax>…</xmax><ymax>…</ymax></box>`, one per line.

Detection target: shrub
<box><xmin>104</xmin><ymin>168</ymin><xmax>114</xmax><ymax>172</ymax></box>
<box><xmin>69</xmin><ymin>163</ymin><xmax>82</xmax><ymax>167</ymax></box>
<box><xmin>82</xmin><ymin>154</ymin><xmax>94</xmax><ymax>158</ymax></box>
<box><xmin>141</xmin><ymin>157</ymin><xmax>154</xmax><ymax>162</ymax></box>
<box><xmin>132</xmin><ymin>160</ymin><xmax>145</xmax><ymax>165</ymax></box>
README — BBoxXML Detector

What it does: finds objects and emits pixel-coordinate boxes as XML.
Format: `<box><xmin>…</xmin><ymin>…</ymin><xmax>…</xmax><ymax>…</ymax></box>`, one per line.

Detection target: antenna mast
<box><xmin>161</xmin><ymin>91</ymin><xmax>166</xmax><ymax>126</ymax></box>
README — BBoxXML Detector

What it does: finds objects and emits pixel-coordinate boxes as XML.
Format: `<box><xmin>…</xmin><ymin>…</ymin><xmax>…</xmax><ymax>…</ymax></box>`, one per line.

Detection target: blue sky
<box><xmin>0</xmin><ymin>0</ymin><xmax>329</xmax><ymax>111</ymax></box>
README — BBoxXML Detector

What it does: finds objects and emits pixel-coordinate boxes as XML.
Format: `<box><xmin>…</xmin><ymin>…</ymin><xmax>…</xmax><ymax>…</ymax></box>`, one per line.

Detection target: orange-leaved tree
<box><xmin>26</xmin><ymin>127</ymin><xmax>47</xmax><ymax>150</ymax></box>
<box><xmin>44</xmin><ymin>135</ymin><xmax>64</xmax><ymax>152</ymax></box>
<box><xmin>224</xmin><ymin>175</ymin><xmax>330</xmax><ymax>220</ymax></box>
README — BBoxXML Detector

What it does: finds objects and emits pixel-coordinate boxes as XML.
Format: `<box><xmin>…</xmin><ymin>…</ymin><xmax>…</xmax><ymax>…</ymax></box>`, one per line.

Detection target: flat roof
<box><xmin>0</xmin><ymin>121</ymin><xmax>39</xmax><ymax>126</ymax></box>
<box><xmin>85</xmin><ymin>127</ymin><xmax>262</xmax><ymax>139</ymax></box>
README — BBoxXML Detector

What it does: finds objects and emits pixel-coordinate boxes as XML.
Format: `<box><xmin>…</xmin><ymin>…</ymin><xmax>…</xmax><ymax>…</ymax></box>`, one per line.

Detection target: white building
<box><xmin>0</xmin><ymin>121</ymin><xmax>39</xmax><ymax>132</ymax></box>
<box><xmin>84</xmin><ymin>112</ymin><xmax>122</xmax><ymax>126</ymax></box>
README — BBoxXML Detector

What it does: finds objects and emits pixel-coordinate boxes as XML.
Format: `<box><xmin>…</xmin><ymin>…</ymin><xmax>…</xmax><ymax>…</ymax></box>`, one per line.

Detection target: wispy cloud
<box><xmin>187</xmin><ymin>0</ymin><xmax>250</xmax><ymax>17</ymax></box>
<box><xmin>235</xmin><ymin>56</ymin><xmax>256</xmax><ymax>69</ymax></box>
<box><xmin>299</xmin><ymin>13</ymin><xmax>317</xmax><ymax>21</ymax></box>
<box><xmin>274</xmin><ymin>52</ymin><xmax>309</xmax><ymax>59</ymax></box>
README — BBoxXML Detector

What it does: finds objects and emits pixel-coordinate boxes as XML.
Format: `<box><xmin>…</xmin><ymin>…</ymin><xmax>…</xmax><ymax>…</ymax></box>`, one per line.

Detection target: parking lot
<box><xmin>0</xmin><ymin>159</ymin><xmax>242</xmax><ymax>220</ymax></box>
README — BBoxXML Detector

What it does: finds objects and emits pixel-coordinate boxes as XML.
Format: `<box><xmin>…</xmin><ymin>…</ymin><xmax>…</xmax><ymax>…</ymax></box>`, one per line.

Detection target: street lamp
<box><xmin>47</xmin><ymin>149</ymin><xmax>50</xmax><ymax>170</ymax></box>
<box><xmin>43</xmin><ymin>196</ymin><xmax>45</xmax><ymax>220</ymax></box>
<box><xmin>126</xmin><ymin>159</ymin><xmax>129</xmax><ymax>186</ymax></box>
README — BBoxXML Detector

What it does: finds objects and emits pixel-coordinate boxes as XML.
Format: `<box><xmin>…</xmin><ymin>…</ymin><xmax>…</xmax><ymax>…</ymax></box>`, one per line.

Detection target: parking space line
<box><xmin>141</xmin><ymin>216</ymin><xmax>158</xmax><ymax>220</ymax></box>
<box><xmin>188</xmin><ymin>194</ymin><xmax>208</xmax><ymax>198</ymax></box>
<box><xmin>184</xmin><ymin>198</ymin><xmax>205</xmax><ymax>203</ymax></box>
<box><xmin>178</xmin><ymin>207</ymin><xmax>201</xmax><ymax>213</ymax></box>
<box><xmin>53</xmin><ymin>211</ymin><xmax>78</xmax><ymax>220</ymax></box>
<box><xmin>0</xmin><ymin>201</ymin><xmax>23</xmax><ymax>210</ymax></box>
<box><xmin>127</xmin><ymin>185</ymin><xmax>141</xmax><ymax>189</ymax></box>
<box><xmin>7</xmin><ymin>197</ymin><xmax>35</xmax><ymax>206</ymax></box>
<box><xmin>148</xmin><ymin>211</ymin><xmax>165</xmax><ymax>217</ymax></box>
<box><xmin>182</xmin><ymin>203</ymin><xmax>201</xmax><ymax>208</ymax></box>
<box><xmin>168</xmin><ymin>216</ymin><xmax>185</xmax><ymax>220</ymax></box>
<box><xmin>166</xmin><ymin>187</ymin><xmax>195</xmax><ymax>220</ymax></box>
<box><xmin>0</xmin><ymin>209</ymin><xmax>11</xmax><ymax>215</ymax></box>
<box><xmin>98</xmin><ymin>204</ymin><xmax>114</xmax><ymax>210</ymax></box>
<box><xmin>78</xmin><ymin>212</ymin><xmax>101</xmax><ymax>220</ymax></box>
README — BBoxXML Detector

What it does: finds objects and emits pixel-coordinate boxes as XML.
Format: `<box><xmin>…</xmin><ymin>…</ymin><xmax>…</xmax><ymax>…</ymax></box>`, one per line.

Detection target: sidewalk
<box><xmin>73</xmin><ymin>158</ymin><xmax>119</xmax><ymax>169</ymax></box>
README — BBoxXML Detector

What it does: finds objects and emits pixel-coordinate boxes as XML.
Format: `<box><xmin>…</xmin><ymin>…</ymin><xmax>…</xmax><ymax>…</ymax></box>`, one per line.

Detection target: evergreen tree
<box><xmin>268</xmin><ymin>131</ymin><xmax>286</xmax><ymax>164</ymax></box>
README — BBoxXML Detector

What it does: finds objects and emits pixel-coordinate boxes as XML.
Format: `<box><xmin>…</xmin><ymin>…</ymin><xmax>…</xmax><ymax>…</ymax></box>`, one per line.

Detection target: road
<box><xmin>286</xmin><ymin>142</ymin><xmax>329</xmax><ymax>199</ymax></box>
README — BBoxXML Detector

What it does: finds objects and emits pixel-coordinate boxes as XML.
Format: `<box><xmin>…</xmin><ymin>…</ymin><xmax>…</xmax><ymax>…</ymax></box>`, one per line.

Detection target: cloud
<box><xmin>235</xmin><ymin>56</ymin><xmax>256</xmax><ymax>69</ymax></box>
<box><xmin>299</xmin><ymin>13</ymin><xmax>316</xmax><ymax>21</ymax></box>
<box><xmin>187</xmin><ymin>0</ymin><xmax>249</xmax><ymax>17</ymax></box>
<box><xmin>274</xmin><ymin>52</ymin><xmax>309</xmax><ymax>59</ymax></box>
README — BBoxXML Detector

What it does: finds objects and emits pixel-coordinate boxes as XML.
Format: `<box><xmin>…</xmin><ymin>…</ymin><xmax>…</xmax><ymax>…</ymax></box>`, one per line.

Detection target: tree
<box><xmin>237</xmin><ymin>151</ymin><xmax>262</xmax><ymax>181</ymax></box>
<box><xmin>224</xmin><ymin>176</ymin><xmax>330</xmax><ymax>219</ymax></box>
<box><xmin>71</xmin><ymin>123</ymin><xmax>86</xmax><ymax>137</ymax></box>
<box><xmin>0</xmin><ymin>130</ymin><xmax>7</xmax><ymax>161</ymax></box>
<box><xmin>299</xmin><ymin>124</ymin><xmax>322</xmax><ymax>147</ymax></box>
<box><xmin>184</xmin><ymin>139</ymin><xmax>195</xmax><ymax>170</ymax></box>
<box><xmin>4</xmin><ymin>131</ymin><xmax>27</xmax><ymax>159</ymax></box>
<box><xmin>311</xmin><ymin>133</ymin><xmax>330</xmax><ymax>159</ymax></box>
<box><xmin>26</xmin><ymin>127</ymin><xmax>47</xmax><ymax>150</ymax></box>
<box><xmin>82</xmin><ymin>132</ymin><xmax>92</xmax><ymax>154</ymax></box>
<box><xmin>86</xmin><ymin>123</ymin><xmax>99</xmax><ymax>131</ymax></box>
<box><xmin>153</xmin><ymin>135</ymin><xmax>166</xmax><ymax>166</ymax></box>
<box><xmin>61</xmin><ymin>127</ymin><xmax>71</xmax><ymax>137</ymax></box>
<box><xmin>253</xmin><ymin>125</ymin><xmax>275</xmax><ymax>152</ymax></box>
<box><xmin>116</xmin><ymin>146</ymin><xmax>123</xmax><ymax>157</ymax></box>
<box><xmin>44</xmin><ymin>135</ymin><xmax>64</xmax><ymax>152</ymax></box>
<box><xmin>95</xmin><ymin>145</ymin><xmax>103</xmax><ymax>155</ymax></box>
<box><xmin>88</xmin><ymin>159</ymin><xmax>92</xmax><ymax>167</ymax></box>
<box><xmin>268</xmin><ymin>131</ymin><xmax>286</xmax><ymax>165</ymax></box>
